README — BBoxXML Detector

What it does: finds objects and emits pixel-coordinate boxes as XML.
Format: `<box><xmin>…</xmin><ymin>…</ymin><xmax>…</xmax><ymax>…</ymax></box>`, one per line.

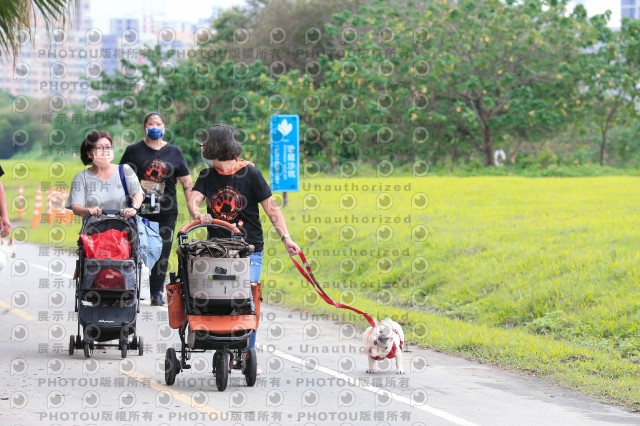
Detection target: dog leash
<box><xmin>290</xmin><ymin>250</ymin><xmax>377</xmax><ymax>327</ymax></box>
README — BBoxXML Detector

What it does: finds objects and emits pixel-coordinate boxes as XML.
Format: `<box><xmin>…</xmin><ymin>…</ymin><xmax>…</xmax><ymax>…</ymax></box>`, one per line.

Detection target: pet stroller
<box><xmin>164</xmin><ymin>219</ymin><xmax>261</xmax><ymax>391</ymax></box>
<box><xmin>68</xmin><ymin>210</ymin><xmax>144</xmax><ymax>359</ymax></box>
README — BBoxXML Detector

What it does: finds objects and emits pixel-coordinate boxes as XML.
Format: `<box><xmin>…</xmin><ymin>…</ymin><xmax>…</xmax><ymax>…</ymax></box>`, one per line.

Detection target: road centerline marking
<box><xmin>258</xmin><ymin>344</ymin><xmax>480</xmax><ymax>426</ymax></box>
<box><xmin>122</xmin><ymin>370</ymin><xmax>228</xmax><ymax>420</ymax></box>
<box><xmin>0</xmin><ymin>299</ymin><xmax>36</xmax><ymax>321</ymax></box>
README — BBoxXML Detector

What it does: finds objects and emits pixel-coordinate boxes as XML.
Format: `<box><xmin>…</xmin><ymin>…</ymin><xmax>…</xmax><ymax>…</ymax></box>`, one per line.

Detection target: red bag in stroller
<box><xmin>80</xmin><ymin>229</ymin><xmax>131</xmax><ymax>259</ymax></box>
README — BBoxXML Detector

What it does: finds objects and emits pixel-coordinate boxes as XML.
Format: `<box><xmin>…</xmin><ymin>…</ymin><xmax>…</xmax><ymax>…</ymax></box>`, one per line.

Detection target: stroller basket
<box><xmin>186</xmin><ymin>257</ymin><xmax>251</xmax><ymax>305</ymax></box>
<box><xmin>82</xmin><ymin>259</ymin><xmax>137</xmax><ymax>291</ymax></box>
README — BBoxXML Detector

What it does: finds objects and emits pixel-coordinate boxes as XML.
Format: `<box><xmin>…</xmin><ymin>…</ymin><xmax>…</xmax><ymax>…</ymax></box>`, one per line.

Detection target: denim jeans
<box><xmin>246</xmin><ymin>251</ymin><xmax>263</xmax><ymax>351</ymax></box>
<box><xmin>142</xmin><ymin>213</ymin><xmax>177</xmax><ymax>299</ymax></box>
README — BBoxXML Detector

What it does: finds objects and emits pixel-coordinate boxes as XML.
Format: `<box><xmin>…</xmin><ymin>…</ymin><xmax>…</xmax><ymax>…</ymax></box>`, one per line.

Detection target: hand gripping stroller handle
<box><xmin>178</xmin><ymin>219</ymin><xmax>241</xmax><ymax>236</ymax></box>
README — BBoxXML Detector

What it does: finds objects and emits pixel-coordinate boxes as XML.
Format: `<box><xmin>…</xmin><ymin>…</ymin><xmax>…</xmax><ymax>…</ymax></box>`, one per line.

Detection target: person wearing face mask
<box><xmin>66</xmin><ymin>131</ymin><xmax>143</xmax><ymax>219</ymax></box>
<box><xmin>120</xmin><ymin>112</ymin><xmax>193</xmax><ymax>306</ymax></box>
<box><xmin>188</xmin><ymin>124</ymin><xmax>301</xmax><ymax>375</ymax></box>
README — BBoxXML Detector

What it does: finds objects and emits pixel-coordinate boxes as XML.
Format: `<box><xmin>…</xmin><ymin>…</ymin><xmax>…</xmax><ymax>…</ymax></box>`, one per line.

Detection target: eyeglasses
<box><xmin>93</xmin><ymin>147</ymin><xmax>114</xmax><ymax>153</ymax></box>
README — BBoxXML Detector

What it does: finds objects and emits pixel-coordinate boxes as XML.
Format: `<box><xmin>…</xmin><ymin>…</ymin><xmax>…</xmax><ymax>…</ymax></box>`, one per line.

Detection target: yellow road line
<box><xmin>0</xmin><ymin>299</ymin><xmax>36</xmax><ymax>321</ymax></box>
<box><xmin>122</xmin><ymin>370</ymin><xmax>227</xmax><ymax>419</ymax></box>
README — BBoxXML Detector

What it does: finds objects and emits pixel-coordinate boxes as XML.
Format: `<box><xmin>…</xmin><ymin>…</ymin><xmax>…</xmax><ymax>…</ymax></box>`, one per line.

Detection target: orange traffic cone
<box><xmin>46</xmin><ymin>188</ymin><xmax>53</xmax><ymax>226</ymax></box>
<box><xmin>31</xmin><ymin>186</ymin><xmax>42</xmax><ymax>229</ymax></box>
<box><xmin>64</xmin><ymin>189</ymin><xmax>74</xmax><ymax>224</ymax></box>
<box><xmin>16</xmin><ymin>185</ymin><xmax>25</xmax><ymax>219</ymax></box>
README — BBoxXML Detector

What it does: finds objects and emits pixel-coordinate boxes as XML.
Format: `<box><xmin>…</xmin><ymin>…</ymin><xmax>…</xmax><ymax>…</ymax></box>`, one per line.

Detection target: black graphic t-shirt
<box><xmin>0</xmin><ymin>164</ymin><xmax>4</xmax><ymax>178</ymax></box>
<box><xmin>120</xmin><ymin>141</ymin><xmax>189</xmax><ymax>214</ymax></box>
<box><xmin>193</xmin><ymin>165</ymin><xmax>272</xmax><ymax>252</ymax></box>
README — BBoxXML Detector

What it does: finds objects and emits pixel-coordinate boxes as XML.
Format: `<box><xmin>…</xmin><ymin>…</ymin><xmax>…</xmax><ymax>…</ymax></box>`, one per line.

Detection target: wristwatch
<box><xmin>281</xmin><ymin>233</ymin><xmax>290</xmax><ymax>241</ymax></box>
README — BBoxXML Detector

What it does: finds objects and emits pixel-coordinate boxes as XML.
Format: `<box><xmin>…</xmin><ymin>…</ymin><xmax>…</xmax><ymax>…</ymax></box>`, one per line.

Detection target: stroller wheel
<box><xmin>121</xmin><ymin>342</ymin><xmax>128</xmax><ymax>359</ymax></box>
<box><xmin>215</xmin><ymin>352</ymin><xmax>229</xmax><ymax>392</ymax></box>
<box><xmin>68</xmin><ymin>336</ymin><xmax>75</xmax><ymax>356</ymax></box>
<box><xmin>75</xmin><ymin>335</ymin><xmax>82</xmax><ymax>350</ymax></box>
<box><xmin>83</xmin><ymin>341</ymin><xmax>94</xmax><ymax>358</ymax></box>
<box><xmin>138</xmin><ymin>337</ymin><xmax>144</xmax><ymax>356</ymax></box>
<box><xmin>244</xmin><ymin>349</ymin><xmax>257</xmax><ymax>387</ymax></box>
<box><xmin>165</xmin><ymin>348</ymin><xmax>179</xmax><ymax>386</ymax></box>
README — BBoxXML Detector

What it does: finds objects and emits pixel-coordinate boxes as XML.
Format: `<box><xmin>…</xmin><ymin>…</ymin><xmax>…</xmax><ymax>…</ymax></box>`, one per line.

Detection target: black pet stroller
<box><xmin>68</xmin><ymin>210</ymin><xmax>144</xmax><ymax>359</ymax></box>
<box><xmin>164</xmin><ymin>219</ymin><xmax>261</xmax><ymax>391</ymax></box>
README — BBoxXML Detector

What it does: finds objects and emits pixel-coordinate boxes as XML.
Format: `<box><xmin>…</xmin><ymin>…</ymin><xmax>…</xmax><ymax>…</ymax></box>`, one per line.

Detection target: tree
<box><xmin>0</xmin><ymin>0</ymin><xmax>72</xmax><ymax>62</ymax></box>
<box><xmin>95</xmin><ymin>44</ymin><xmax>269</xmax><ymax>165</ymax></box>
<box><xmin>240</xmin><ymin>0</ymin><xmax>434</xmax><ymax>173</ymax></box>
<box><xmin>581</xmin><ymin>16</ymin><xmax>640</xmax><ymax>166</ymax></box>
<box><xmin>426</xmin><ymin>0</ymin><xmax>591</xmax><ymax>166</ymax></box>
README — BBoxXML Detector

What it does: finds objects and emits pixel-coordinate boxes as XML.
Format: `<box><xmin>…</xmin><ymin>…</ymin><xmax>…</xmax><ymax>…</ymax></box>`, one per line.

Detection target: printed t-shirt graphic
<box><xmin>208</xmin><ymin>186</ymin><xmax>245</xmax><ymax>221</ymax></box>
<box><xmin>119</xmin><ymin>141</ymin><xmax>190</xmax><ymax>215</ymax></box>
<box><xmin>140</xmin><ymin>158</ymin><xmax>168</xmax><ymax>213</ymax></box>
<box><xmin>143</xmin><ymin>158</ymin><xmax>169</xmax><ymax>183</ymax></box>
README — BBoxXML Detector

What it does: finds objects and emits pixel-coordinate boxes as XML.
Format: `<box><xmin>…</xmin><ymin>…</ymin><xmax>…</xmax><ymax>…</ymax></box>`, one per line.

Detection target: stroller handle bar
<box><xmin>177</xmin><ymin>219</ymin><xmax>241</xmax><ymax>238</ymax></box>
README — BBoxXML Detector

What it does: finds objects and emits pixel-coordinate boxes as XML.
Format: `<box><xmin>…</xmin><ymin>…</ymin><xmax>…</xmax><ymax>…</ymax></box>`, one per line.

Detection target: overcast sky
<box><xmin>571</xmin><ymin>0</ymin><xmax>621</xmax><ymax>27</ymax></box>
<box><xmin>89</xmin><ymin>0</ymin><xmax>246</xmax><ymax>32</ymax></box>
<box><xmin>89</xmin><ymin>0</ymin><xmax>621</xmax><ymax>33</ymax></box>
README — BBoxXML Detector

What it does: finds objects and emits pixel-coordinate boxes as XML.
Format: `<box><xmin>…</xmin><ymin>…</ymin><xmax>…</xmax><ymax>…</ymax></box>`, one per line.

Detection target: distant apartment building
<box><xmin>110</xmin><ymin>18</ymin><xmax>140</xmax><ymax>36</ymax></box>
<box><xmin>0</xmin><ymin>0</ymin><xmax>98</xmax><ymax>104</ymax></box>
<box><xmin>0</xmin><ymin>0</ymin><xmax>208</xmax><ymax>104</ymax></box>
<box><xmin>622</xmin><ymin>0</ymin><xmax>640</xmax><ymax>19</ymax></box>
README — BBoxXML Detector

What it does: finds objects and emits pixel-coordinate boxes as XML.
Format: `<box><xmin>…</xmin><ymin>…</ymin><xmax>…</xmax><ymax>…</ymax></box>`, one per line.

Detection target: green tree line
<box><xmin>4</xmin><ymin>0</ymin><xmax>640</xmax><ymax>172</ymax></box>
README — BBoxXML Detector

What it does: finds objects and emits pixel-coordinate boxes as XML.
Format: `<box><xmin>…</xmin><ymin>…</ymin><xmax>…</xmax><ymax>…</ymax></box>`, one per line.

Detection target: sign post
<box><xmin>270</xmin><ymin>114</ymin><xmax>300</xmax><ymax>207</ymax></box>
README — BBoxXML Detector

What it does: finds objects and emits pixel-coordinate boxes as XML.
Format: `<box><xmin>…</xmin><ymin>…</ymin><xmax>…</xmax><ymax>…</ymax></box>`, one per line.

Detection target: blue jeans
<box><xmin>246</xmin><ymin>251</ymin><xmax>263</xmax><ymax>351</ymax></box>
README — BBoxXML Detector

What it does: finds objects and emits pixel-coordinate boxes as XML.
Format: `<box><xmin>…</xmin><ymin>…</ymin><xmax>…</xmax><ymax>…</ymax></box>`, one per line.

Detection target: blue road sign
<box><xmin>270</xmin><ymin>114</ymin><xmax>300</xmax><ymax>192</ymax></box>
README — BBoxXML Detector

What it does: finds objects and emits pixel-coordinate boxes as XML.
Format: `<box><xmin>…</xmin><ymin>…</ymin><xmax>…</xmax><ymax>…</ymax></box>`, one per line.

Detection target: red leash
<box><xmin>290</xmin><ymin>250</ymin><xmax>377</xmax><ymax>327</ymax></box>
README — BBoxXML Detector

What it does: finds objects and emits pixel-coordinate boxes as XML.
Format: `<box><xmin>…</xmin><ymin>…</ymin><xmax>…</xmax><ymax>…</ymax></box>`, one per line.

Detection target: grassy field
<box><xmin>3</xmin><ymin>159</ymin><xmax>640</xmax><ymax>408</ymax></box>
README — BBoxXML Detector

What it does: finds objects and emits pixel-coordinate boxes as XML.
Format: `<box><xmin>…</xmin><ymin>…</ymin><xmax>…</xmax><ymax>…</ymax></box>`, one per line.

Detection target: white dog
<box><xmin>363</xmin><ymin>318</ymin><xmax>405</xmax><ymax>374</ymax></box>
<box><xmin>0</xmin><ymin>238</ymin><xmax>16</xmax><ymax>271</ymax></box>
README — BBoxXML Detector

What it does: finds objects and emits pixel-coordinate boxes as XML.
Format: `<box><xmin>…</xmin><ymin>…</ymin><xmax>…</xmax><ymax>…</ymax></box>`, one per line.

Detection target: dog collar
<box><xmin>370</xmin><ymin>329</ymin><xmax>404</xmax><ymax>361</ymax></box>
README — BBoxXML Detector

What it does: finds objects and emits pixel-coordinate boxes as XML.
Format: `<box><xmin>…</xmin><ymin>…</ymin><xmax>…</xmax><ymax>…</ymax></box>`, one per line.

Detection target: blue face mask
<box><xmin>146</xmin><ymin>127</ymin><xmax>164</xmax><ymax>141</ymax></box>
<box><xmin>201</xmin><ymin>152</ymin><xmax>213</xmax><ymax>167</ymax></box>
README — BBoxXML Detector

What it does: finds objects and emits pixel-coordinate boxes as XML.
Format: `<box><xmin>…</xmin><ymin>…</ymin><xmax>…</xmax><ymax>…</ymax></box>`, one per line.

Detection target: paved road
<box><xmin>1</xmin><ymin>242</ymin><xmax>639</xmax><ymax>425</ymax></box>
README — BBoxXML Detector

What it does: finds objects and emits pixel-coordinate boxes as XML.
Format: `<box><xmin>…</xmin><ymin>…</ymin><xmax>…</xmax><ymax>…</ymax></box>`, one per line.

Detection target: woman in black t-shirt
<box><xmin>188</xmin><ymin>124</ymin><xmax>300</xmax><ymax>375</ymax></box>
<box><xmin>120</xmin><ymin>112</ymin><xmax>193</xmax><ymax>306</ymax></box>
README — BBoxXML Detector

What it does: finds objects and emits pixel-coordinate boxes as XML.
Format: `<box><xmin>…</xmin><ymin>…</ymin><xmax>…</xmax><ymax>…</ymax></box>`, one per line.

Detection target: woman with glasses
<box><xmin>66</xmin><ymin>131</ymin><xmax>143</xmax><ymax>220</ymax></box>
<box><xmin>119</xmin><ymin>112</ymin><xmax>193</xmax><ymax>306</ymax></box>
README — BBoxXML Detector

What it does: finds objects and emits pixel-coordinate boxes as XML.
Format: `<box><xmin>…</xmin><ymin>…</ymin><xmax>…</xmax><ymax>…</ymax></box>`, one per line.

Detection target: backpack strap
<box><xmin>119</xmin><ymin>164</ymin><xmax>132</xmax><ymax>207</ymax></box>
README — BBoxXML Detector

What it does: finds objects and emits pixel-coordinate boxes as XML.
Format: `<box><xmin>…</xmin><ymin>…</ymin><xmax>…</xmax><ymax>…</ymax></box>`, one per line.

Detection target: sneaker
<box><xmin>256</xmin><ymin>364</ymin><xmax>262</xmax><ymax>375</ymax></box>
<box><xmin>150</xmin><ymin>294</ymin><xmax>165</xmax><ymax>306</ymax></box>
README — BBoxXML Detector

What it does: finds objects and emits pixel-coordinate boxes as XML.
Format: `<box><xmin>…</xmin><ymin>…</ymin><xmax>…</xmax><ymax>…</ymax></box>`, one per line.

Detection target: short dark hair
<box><xmin>143</xmin><ymin>112</ymin><xmax>165</xmax><ymax>128</ymax></box>
<box><xmin>80</xmin><ymin>131</ymin><xmax>113</xmax><ymax>166</ymax></box>
<box><xmin>201</xmin><ymin>124</ymin><xmax>242</xmax><ymax>161</ymax></box>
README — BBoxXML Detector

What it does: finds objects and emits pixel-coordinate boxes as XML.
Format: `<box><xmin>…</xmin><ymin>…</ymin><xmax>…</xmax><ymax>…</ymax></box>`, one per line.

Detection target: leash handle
<box><xmin>290</xmin><ymin>250</ymin><xmax>377</xmax><ymax>327</ymax></box>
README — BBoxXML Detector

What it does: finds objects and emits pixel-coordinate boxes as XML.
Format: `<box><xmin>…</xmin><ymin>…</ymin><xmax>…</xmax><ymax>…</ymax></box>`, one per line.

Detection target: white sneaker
<box><xmin>256</xmin><ymin>364</ymin><xmax>262</xmax><ymax>375</ymax></box>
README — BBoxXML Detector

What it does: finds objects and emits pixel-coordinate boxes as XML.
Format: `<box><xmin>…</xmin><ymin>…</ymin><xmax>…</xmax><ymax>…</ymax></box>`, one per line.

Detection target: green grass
<box><xmin>3</xmin><ymin>159</ymin><xmax>640</xmax><ymax>407</ymax></box>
